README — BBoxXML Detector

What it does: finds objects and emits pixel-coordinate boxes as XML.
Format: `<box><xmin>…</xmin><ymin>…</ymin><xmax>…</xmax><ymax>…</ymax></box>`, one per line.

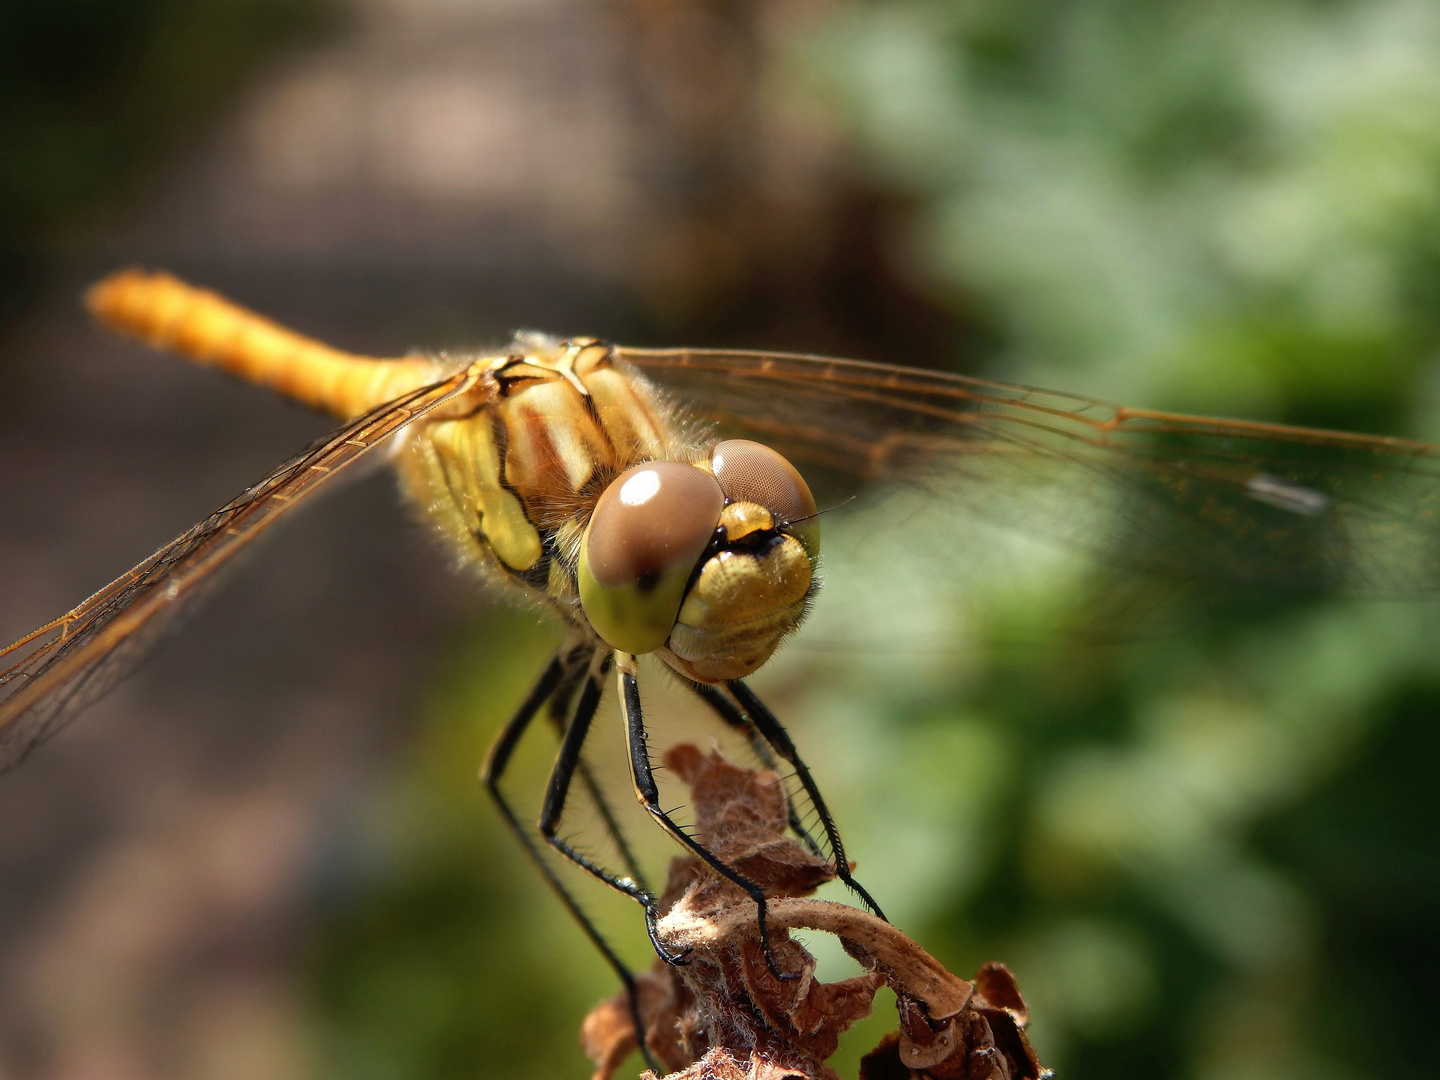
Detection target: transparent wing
<box><xmin>619</xmin><ymin>348</ymin><xmax>1440</xmax><ymax>597</ymax></box>
<box><xmin>0</xmin><ymin>370</ymin><xmax>479</xmax><ymax>773</ymax></box>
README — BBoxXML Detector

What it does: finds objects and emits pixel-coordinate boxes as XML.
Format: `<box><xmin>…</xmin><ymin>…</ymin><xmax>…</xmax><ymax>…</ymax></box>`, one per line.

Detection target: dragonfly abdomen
<box><xmin>86</xmin><ymin>268</ymin><xmax>439</xmax><ymax>421</ymax></box>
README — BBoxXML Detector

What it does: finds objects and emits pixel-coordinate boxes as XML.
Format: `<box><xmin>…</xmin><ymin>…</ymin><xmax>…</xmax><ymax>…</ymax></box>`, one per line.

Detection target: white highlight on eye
<box><xmin>619</xmin><ymin>468</ymin><xmax>662</xmax><ymax>506</ymax></box>
<box><xmin>1246</xmin><ymin>473</ymin><xmax>1330</xmax><ymax>517</ymax></box>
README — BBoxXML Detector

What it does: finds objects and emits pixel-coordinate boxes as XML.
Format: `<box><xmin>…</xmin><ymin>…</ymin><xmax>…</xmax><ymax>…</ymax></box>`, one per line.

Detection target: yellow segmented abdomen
<box><xmin>85</xmin><ymin>268</ymin><xmax>439</xmax><ymax>420</ymax></box>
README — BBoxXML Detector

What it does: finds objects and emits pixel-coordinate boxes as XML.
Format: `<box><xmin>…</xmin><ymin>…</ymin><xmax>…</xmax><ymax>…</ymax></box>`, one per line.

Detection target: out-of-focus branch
<box><xmin>581</xmin><ymin>745</ymin><xmax>1047</xmax><ymax>1080</ymax></box>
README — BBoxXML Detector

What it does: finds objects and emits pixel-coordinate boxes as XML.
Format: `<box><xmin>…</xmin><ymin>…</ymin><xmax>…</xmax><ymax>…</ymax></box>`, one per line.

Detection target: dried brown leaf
<box><xmin>580</xmin><ymin>746</ymin><xmax>1048</xmax><ymax>1080</ymax></box>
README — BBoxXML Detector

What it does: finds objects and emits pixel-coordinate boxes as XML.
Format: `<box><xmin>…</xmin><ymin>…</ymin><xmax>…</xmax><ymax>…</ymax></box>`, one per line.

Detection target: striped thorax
<box><xmin>398</xmin><ymin>336</ymin><xmax>676</xmax><ymax>608</ymax></box>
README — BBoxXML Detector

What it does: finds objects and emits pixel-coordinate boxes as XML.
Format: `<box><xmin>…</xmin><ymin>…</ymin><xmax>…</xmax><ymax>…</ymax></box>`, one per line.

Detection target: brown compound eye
<box><xmin>711</xmin><ymin>440</ymin><xmax>819</xmax><ymax>561</ymax></box>
<box><xmin>711</xmin><ymin>440</ymin><xmax>817</xmax><ymax>524</ymax></box>
<box><xmin>578</xmin><ymin>461</ymin><xmax>725</xmax><ymax>655</ymax></box>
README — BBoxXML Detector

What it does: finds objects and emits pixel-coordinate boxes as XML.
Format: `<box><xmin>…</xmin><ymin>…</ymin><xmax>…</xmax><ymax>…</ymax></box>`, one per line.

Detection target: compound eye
<box><xmin>579</xmin><ymin>461</ymin><xmax>725</xmax><ymax>655</ymax></box>
<box><xmin>711</xmin><ymin>440</ymin><xmax>819</xmax><ymax>558</ymax></box>
<box><xmin>711</xmin><ymin>440</ymin><xmax>817</xmax><ymax>523</ymax></box>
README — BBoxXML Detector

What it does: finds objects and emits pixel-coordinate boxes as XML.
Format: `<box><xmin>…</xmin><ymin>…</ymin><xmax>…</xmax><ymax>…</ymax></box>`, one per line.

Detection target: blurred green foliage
<box><xmin>0</xmin><ymin>0</ymin><xmax>329</xmax><ymax>324</ymax></box>
<box><xmin>800</xmin><ymin>1</ymin><xmax>1440</xmax><ymax>1077</ymax></box>
<box><xmin>309</xmin><ymin>3</ymin><xmax>1440</xmax><ymax>1080</ymax></box>
<box><xmin>811</xmin><ymin>0</ymin><xmax>1440</xmax><ymax>434</ymax></box>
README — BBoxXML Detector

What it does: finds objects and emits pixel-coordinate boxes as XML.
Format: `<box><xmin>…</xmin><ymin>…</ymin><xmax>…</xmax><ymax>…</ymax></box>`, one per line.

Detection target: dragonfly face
<box><xmin>580</xmin><ymin>442</ymin><xmax>821</xmax><ymax>680</ymax></box>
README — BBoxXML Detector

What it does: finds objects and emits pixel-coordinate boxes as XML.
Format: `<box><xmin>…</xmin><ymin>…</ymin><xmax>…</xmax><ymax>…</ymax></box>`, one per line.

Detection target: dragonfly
<box><xmin>5</xmin><ymin>269</ymin><xmax>1440</xmax><ymax>1037</ymax></box>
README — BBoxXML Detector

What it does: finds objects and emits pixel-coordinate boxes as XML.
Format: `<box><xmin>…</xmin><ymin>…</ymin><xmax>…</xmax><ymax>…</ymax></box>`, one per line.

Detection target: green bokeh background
<box><xmin>798</xmin><ymin>7</ymin><xmax>1440</xmax><ymax>1076</ymax></box>
<box><xmin>9</xmin><ymin>2</ymin><xmax>1440</xmax><ymax>1079</ymax></box>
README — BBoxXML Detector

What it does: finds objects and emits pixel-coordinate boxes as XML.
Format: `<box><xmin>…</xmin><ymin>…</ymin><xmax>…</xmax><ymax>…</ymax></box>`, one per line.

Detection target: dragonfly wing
<box><xmin>620</xmin><ymin>348</ymin><xmax>1440</xmax><ymax>597</ymax></box>
<box><xmin>0</xmin><ymin>370</ymin><xmax>479</xmax><ymax>773</ymax></box>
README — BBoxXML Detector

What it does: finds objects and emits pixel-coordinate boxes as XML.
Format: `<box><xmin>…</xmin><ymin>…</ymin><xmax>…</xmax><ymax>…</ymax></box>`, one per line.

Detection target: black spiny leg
<box><xmin>548</xmin><ymin>668</ymin><xmax>651</xmax><ymax>895</ymax></box>
<box><xmin>618</xmin><ymin>656</ymin><xmax>794</xmax><ymax>981</ymax></box>
<box><xmin>727</xmin><ymin>678</ymin><xmax>887</xmax><ymax>922</ymax></box>
<box><xmin>538</xmin><ymin>652</ymin><xmax>682</xmax><ymax>966</ymax></box>
<box><xmin>687</xmin><ymin>680</ymin><xmax>823</xmax><ymax>857</ymax></box>
<box><xmin>482</xmin><ymin>634</ymin><xmax>656</xmax><ymax>1070</ymax></box>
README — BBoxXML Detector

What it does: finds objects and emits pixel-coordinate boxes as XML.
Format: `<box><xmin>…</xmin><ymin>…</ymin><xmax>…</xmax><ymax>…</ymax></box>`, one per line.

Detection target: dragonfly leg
<box><xmin>536</xmin><ymin>650</ymin><xmax>687</xmax><ymax>967</ymax></box>
<box><xmin>727</xmin><ymin>678</ymin><xmax>888</xmax><ymax>923</ymax></box>
<box><xmin>482</xmin><ymin>635</ymin><xmax>658</xmax><ymax>1071</ymax></box>
<box><xmin>618</xmin><ymin>656</ymin><xmax>797</xmax><ymax>982</ymax></box>
<box><xmin>687</xmin><ymin>680</ymin><xmax>823</xmax><ymax>857</ymax></box>
<box><xmin>547</xmin><ymin>667</ymin><xmax>651</xmax><ymax>895</ymax></box>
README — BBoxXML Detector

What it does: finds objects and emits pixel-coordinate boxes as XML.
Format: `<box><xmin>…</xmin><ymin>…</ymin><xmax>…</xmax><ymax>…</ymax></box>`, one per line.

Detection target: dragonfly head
<box><xmin>577</xmin><ymin>440</ymin><xmax>819</xmax><ymax>682</ymax></box>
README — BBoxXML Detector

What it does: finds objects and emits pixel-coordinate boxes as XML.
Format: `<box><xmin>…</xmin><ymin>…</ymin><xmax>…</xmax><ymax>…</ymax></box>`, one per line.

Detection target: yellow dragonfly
<box><xmin>4</xmin><ymin>269</ymin><xmax>1439</xmax><ymax>1027</ymax></box>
